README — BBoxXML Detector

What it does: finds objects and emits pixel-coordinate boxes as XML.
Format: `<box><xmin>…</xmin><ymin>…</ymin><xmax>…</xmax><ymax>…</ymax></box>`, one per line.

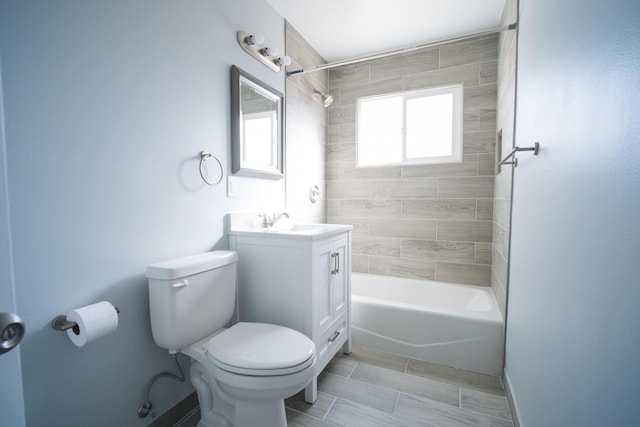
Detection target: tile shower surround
<box><xmin>326</xmin><ymin>35</ymin><xmax>499</xmax><ymax>286</ymax></box>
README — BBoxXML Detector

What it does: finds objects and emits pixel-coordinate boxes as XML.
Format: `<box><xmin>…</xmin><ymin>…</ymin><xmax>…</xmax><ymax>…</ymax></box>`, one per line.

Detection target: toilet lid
<box><xmin>205</xmin><ymin>323</ymin><xmax>315</xmax><ymax>375</ymax></box>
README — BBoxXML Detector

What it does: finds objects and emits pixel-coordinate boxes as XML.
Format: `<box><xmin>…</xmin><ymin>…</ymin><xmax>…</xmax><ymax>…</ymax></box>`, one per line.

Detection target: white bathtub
<box><xmin>351</xmin><ymin>273</ymin><xmax>504</xmax><ymax>376</ymax></box>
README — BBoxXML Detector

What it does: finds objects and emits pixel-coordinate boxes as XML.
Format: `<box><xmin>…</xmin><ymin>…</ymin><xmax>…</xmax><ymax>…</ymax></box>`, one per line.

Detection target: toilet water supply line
<box><xmin>138</xmin><ymin>354</ymin><xmax>186</xmax><ymax>418</ymax></box>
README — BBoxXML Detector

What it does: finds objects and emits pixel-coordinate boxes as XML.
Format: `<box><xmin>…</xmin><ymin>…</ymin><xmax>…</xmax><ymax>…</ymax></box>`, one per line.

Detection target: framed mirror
<box><xmin>231</xmin><ymin>65</ymin><xmax>284</xmax><ymax>178</ymax></box>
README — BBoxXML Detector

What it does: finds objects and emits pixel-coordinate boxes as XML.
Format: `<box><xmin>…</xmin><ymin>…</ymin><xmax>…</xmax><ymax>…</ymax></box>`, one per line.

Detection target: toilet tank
<box><xmin>146</xmin><ymin>250</ymin><xmax>238</xmax><ymax>352</ymax></box>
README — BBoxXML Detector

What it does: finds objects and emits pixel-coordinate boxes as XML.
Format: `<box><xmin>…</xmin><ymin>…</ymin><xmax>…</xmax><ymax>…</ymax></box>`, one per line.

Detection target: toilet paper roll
<box><xmin>65</xmin><ymin>301</ymin><xmax>119</xmax><ymax>347</ymax></box>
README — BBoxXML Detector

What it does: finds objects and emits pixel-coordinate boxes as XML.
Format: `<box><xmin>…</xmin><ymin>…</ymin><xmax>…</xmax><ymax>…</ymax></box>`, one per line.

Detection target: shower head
<box><xmin>313</xmin><ymin>89</ymin><xmax>334</xmax><ymax>107</ymax></box>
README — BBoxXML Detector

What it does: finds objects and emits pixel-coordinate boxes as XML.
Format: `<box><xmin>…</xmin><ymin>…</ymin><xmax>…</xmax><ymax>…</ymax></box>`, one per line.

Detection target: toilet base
<box><xmin>234</xmin><ymin>400</ymin><xmax>286</xmax><ymax>427</ymax></box>
<box><xmin>189</xmin><ymin>359</ymin><xmax>302</xmax><ymax>427</ymax></box>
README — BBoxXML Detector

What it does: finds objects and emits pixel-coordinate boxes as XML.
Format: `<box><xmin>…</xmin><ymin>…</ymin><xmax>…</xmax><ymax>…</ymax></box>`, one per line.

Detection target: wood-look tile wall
<box><xmin>285</xmin><ymin>22</ymin><xmax>328</xmax><ymax>223</ymax></box>
<box><xmin>326</xmin><ymin>36</ymin><xmax>499</xmax><ymax>286</ymax></box>
<box><xmin>492</xmin><ymin>0</ymin><xmax>518</xmax><ymax>317</ymax></box>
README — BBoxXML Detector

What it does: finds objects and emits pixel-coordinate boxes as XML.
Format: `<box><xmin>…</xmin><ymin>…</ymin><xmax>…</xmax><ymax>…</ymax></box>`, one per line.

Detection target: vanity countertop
<box><xmin>229</xmin><ymin>223</ymin><xmax>352</xmax><ymax>240</ymax></box>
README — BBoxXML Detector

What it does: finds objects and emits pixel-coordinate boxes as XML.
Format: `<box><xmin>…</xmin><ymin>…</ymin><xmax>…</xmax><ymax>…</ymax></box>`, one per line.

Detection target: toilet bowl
<box><xmin>146</xmin><ymin>251</ymin><xmax>316</xmax><ymax>427</ymax></box>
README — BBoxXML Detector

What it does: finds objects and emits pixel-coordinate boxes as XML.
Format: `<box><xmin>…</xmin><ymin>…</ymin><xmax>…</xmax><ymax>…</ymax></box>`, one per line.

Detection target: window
<box><xmin>356</xmin><ymin>84</ymin><xmax>463</xmax><ymax>167</ymax></box>
<box><xmin>242</xmin><ymin>111</ymin><xmax>277</xmax><ymax>167</ymax></box>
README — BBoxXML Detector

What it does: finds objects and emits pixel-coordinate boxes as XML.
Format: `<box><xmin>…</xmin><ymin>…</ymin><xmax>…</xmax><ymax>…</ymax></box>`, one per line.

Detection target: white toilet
<box><xmin>146</xmin><ymin>250</ymin><xmax>316</xmax><ymax>427</ymax></box>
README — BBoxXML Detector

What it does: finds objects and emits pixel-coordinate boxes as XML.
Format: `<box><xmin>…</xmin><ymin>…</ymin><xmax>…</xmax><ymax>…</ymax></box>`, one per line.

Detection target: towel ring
<box><xmin>199</xmin><ymin>151</ymin><xmax>224</xmax><ymax>186</ymax></box>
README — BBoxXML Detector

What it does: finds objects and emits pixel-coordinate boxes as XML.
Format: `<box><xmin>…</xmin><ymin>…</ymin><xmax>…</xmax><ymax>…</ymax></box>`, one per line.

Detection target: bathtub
<box><xmin>350</xmin><ymin>273</ymin><xmax>504</xmax><ymax>376</ymax></box>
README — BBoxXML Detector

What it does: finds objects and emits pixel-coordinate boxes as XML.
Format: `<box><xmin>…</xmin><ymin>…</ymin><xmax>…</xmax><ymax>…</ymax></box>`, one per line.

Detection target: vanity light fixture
<box><xmin>237</xmin><ymin>31</ymin><xmax>291</xmax><ymax>73</ymax></box>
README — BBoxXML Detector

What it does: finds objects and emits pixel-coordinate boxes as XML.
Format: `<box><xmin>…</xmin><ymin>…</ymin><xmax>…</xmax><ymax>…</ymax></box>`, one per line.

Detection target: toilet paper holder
<box><xmin>51</xmin><ymin>307</ymin><xmax>120</xmax><ymax>333</ymax></box>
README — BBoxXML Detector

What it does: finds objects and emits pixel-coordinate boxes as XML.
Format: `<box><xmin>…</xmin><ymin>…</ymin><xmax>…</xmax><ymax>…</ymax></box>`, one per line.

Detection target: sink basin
<box><xmin>229</xmin><ymin>222</ymin><xmax>351</xmax><ymax>238</ymax></box>
<box><xmin>285</xmin><ymin>224</ymin><xmax>324</xmax><ymax>232</ymax></box>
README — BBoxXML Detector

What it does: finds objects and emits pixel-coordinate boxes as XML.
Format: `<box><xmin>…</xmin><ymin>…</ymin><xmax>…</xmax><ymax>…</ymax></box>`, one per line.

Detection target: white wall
<box><xmin>0</xmin><ymin>1</ymin><xmax>291</xmax><ymax>425</ymax></box>
<box><xmin>505</xmin><ymin>0</ymin><xmax>640</xmax><ymax>425</ymax></box>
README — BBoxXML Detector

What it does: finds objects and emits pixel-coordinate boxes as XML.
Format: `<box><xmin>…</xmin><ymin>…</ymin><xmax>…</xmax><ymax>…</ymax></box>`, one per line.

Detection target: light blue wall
<box><xmin>506</xmin><ymin>0</ymin><xmax>640</xmax><ymax>425</ymax></box>
<box><xmin>0</xmin><ymin>1</ymin><xmax>288</xmax><ymax>425</ymax></box>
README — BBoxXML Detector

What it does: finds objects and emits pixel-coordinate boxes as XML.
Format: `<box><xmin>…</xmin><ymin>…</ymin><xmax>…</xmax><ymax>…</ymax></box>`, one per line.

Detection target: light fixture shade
<box><xmin>275</xmin><ymin>56</ymin><xmax>292</xmax><ymax>67</ymax></box>
<box><xmin>244</xmin><ymin>33</ymin><xmax>264</xmax><ymax>45</ymax></box>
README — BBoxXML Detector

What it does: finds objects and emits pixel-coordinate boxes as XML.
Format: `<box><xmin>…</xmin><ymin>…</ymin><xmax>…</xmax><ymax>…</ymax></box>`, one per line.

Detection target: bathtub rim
<box><xmin>350</xmin><ymin>272</ymin><xmax>503</xmax><ymax>324</ymax></box>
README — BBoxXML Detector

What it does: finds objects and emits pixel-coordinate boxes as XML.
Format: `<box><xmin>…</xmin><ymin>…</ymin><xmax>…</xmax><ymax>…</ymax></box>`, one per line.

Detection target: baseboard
<box><xmin>503</xmin><ymin>369</ymin><xmax>521</xmax><ymax>427</ymax></box>
<box><xmin>147</xmin><ymin>392</ymin><xmax>199</xmax><ymax>427</ymax></box>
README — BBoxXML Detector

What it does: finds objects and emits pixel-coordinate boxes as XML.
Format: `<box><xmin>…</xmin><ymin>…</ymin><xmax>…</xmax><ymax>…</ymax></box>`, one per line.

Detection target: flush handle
<box><xmin>171</xmin><ymin>280</ymin><xmax>188</xmax><ymax>289</ymax></box>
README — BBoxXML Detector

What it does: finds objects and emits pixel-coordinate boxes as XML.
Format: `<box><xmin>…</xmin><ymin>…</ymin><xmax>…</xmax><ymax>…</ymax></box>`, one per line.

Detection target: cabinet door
<box><xmin>331</xmin><ymin>236</ymin><xmax>349</xmax><ymax>318</ymax></box>
<box><xmin>316</xmin><ymin>240</ymin><xmax>333</xmax><ymax>332</ymax></box>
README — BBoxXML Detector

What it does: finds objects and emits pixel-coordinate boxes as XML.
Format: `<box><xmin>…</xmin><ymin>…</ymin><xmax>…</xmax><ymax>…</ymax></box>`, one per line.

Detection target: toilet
<box><xmin>146</xmin><ymin>250</ymin><xmax>316</xmax><ymax>427</ymax></box>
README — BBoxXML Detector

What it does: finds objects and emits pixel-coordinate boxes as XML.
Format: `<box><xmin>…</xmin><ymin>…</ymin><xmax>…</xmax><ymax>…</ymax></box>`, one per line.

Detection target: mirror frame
<box><xmin>230</xmin><ymin>65</ymin><xmax>284</xmax><ymax>179</ymax></box>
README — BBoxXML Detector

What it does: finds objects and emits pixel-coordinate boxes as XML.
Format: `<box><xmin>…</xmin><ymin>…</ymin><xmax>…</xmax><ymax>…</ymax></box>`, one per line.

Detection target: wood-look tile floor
<box><xmin>175</xmin><ymin>346</ymin><xmax>513</xmax><ymax>427</ymax></box>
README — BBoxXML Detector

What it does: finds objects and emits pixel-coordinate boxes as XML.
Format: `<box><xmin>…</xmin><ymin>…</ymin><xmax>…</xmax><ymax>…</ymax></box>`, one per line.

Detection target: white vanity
<box><xmin>228</xmin><ymin>217</ymin><xmax>352</xmax><ymax>403</ymax></box>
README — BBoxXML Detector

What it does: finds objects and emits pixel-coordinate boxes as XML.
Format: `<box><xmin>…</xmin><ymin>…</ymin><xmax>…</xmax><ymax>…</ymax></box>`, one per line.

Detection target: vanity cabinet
<box><xmin>229</xmin><ymin>226</ymin><xmax>351</xmax><ymax>403</ymax></box>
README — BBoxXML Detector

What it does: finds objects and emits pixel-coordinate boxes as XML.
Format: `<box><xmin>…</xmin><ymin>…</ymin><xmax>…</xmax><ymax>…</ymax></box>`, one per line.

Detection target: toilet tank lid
<box><xmin>146</xmin><ymin>250</ymin><xmax>238</xmax><ymax>280</ymax></box>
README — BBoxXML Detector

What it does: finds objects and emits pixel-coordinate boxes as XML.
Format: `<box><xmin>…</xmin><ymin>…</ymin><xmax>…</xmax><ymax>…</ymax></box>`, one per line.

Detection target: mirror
<box><xmin>231</xmin><ymin>65</ymin><xmax>284</xmax><ymax>178</ymax></box>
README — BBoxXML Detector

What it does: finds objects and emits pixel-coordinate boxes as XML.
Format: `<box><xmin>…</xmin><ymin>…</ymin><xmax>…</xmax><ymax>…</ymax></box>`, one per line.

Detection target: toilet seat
<box><xmin>205</xmin><ymin>322</ymin><xmax>315</xmax><ymax>376</ymax></box>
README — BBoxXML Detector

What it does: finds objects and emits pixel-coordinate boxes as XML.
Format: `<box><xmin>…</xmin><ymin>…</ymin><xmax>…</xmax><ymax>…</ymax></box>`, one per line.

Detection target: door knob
<box><xmin>0</xmin><ymin>312</ymin><xmax>25</xmax><ymax>355</ymax></box>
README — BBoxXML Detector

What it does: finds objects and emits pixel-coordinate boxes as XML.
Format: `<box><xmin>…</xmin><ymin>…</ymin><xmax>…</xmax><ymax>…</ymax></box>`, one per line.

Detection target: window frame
<box><xmin>356</xmin><ymin>84</ymin><xmax>464</xmax><ymax>167</ymax></box>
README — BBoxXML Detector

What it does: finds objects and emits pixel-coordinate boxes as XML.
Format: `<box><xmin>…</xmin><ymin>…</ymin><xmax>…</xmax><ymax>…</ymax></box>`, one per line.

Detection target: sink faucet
<box><xmin>260</xmin><ymin>212</ymin><xmax>290</xmax><ymax>228</ymax></box>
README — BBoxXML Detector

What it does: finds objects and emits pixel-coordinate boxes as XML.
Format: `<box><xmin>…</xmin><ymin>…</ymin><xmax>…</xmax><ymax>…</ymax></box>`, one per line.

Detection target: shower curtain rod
<box><xmin>287</xmin><ymin>23</ymin><xmax>517</xmax><ymax>76</ymax></box>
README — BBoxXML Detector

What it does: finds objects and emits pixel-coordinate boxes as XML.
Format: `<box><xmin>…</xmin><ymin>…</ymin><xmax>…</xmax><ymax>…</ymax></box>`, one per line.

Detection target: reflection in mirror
<box><xmin>231</xmin><ymin>65</ymin><xmax>284</xmax><ymax>178</ymax></box>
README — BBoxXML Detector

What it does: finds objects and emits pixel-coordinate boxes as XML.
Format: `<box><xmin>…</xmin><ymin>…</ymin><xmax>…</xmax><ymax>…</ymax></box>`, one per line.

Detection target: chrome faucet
<box><xmin>260</xmin><ymin>212</ymin><xmax>290</xmax><ymax>228</ymax></box>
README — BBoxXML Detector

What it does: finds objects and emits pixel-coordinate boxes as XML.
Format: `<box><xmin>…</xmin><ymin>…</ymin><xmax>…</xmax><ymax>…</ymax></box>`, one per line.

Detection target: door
<box><xmin>505</xmin><ymin>0</ymin><xmax>640</xmax><ymax>424</ymax></box>
<box><xmin>0</xmin><ymin>71</ymin><xmax>26</xmax><ymax>426</ymax></box>
<box><xmin>316</xmin><ymin>240</ymin><xmax>333</xmax><ymax>331</ymax></box>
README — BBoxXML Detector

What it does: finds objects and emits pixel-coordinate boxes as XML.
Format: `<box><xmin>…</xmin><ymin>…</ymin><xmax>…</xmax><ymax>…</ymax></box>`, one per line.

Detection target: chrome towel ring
<box><xmin>199</xmin><ymin>151</ymin><xmax>224</xmax><ymax>186</ymax></box>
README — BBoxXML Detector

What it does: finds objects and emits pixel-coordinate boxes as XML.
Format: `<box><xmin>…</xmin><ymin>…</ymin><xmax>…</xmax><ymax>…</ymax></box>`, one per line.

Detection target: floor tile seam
<box><xmin>333</xmin><ymin>369</ymin><xmax>406</xmax><ymax>404</ymax></box>
<box><xmin>457</xmin><ymin>398</ymin><xmax>514</xmax><ymax>424</ymax></box>
<box><xmin>324</xmin><ymin>395</ymin><xmax>339</xmax><ymax>421</ymax></box>
<box><xmin>391</xmin><ymin>392</ymin><xmax>401</xmax><ymax>414</ymax></box>
<box><xmin>286</xmin><ymin>405</ymin><xmax>342</xmax><ymax>426</ymax></box>
<box><xmin>462</xmin><ymin>407</ymin><xmax>515</xmax><ymax>425</ymax></box>
<box><xmin>405</xmin><ymin>359</ymin><xmax>504</xmax><ymax>383</ymax></box>
<box><xmin>347</xmin><ymin>360</ymin><xmax>358</xmax><ymax>378</ymax></box>
<box><xmin>459</xmin><ymin>386</ymin><xmax>509</xmax><ymax>402</ymax></box>
<box><xmin>403</xmin><ymin>368</ymin><xmax>504</xmax><ymax>395</ymax></box>
<box><xmin>328</xmin><ymin>396</ymin><xmax>409</xmax><ymax>427</ymax></box>
<box><xmin>351</xmin><ymin>365</ymin><xmax>465</xmax><ymax>409</ymax></box>
<box><xmin>461</xmin><ymin>408</ymin><xmax>515</xmax><ymax>425</ymax></box>
<box><xmin>458</xmin><ymin>383</ymin><xmax>507</xmax><ymax>397</ymax></box>
<box><xmin>398</xmin><ymin>392</ymin><xmax>514</xmax><ymax>426</ymax></box>
<box><xmin>355</xmin><ymin>362</ymin><xmax>461</xmax><ymax>397</ymax></box>
<box><xmin>326</xmin><ymin>383</ymin><xmax>399</xmax><ymax>416</ymax></box>
<box><xmin>392</xmin><ymin>388</ymin><xmax>462</xmax><ymax>413</ymax></box>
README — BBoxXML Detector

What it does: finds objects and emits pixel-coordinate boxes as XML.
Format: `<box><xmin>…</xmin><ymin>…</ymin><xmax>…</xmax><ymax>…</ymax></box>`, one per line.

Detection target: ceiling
<box><xmin>266</xmin><ymin>0</ymin><xmax>506</xmax><ymax>63</ymax></box>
